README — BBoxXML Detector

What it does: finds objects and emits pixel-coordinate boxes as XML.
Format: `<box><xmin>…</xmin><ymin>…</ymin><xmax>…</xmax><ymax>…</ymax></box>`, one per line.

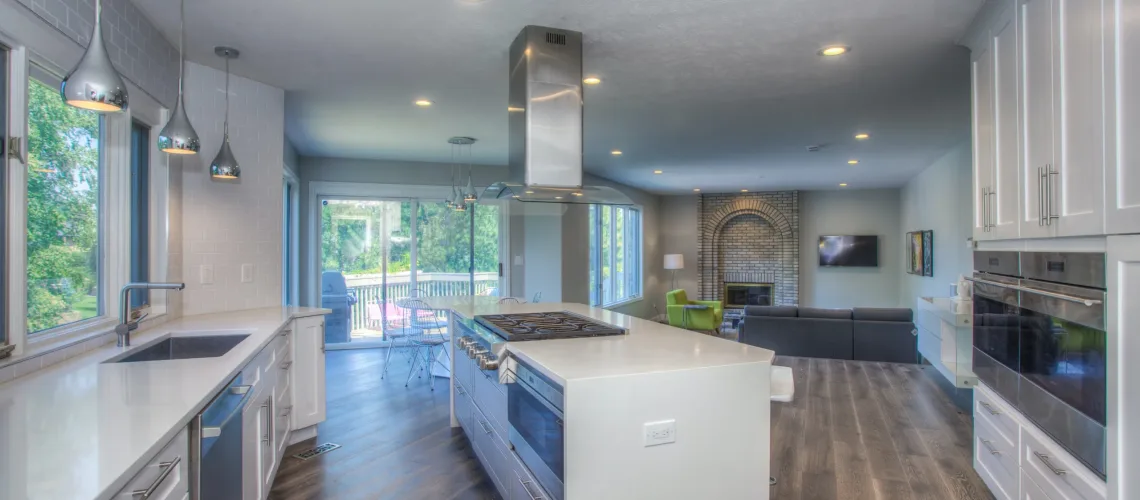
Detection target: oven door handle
<box><xmin>965</xmin><ymin>277</ymin><xmax>1103</xmax><ymax>307</ymax></box>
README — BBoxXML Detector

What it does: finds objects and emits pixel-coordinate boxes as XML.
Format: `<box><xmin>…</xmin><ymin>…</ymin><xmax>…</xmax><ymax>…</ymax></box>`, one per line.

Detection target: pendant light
<box><xmin>210</xmin><ymin>47</ymin><xmax>241</xmax><ymax>180</ymax></box>
<box><xmin>157</xmin><ymin>0</ymin><xmax>200</xmax><ymax>155</ymax></box>
<box><xmin>60</xmin><ymin>0</ymin><xmax>127</xmax><ymax>112</ymax></box>
<box><xmin>463</xmin><ymin>139</ymin><xmax>478</xmax><ymax>203</ymax></box>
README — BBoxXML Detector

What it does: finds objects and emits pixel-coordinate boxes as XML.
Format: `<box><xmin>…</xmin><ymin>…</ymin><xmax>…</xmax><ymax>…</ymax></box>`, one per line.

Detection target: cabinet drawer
<box><xmin>471</xmin><ymin>404</ymin><xmax>510</xmax><ymax>496</ymax></box>
<box><xmin>1021</xmin><ymin>425</ymin><xmax>1106</xmax><ymax>500</ymax></box>
<box><xmin>916</xmin><ymin>309</ymin><xmax>942</xmax><ymax>338</ymax></box>
<box><xmin>113</xmin><ymin>426</ymin><xmax>189</xmax><ymax>500</ymax></box>
<box><xmin>1023</xmin><ymin>470</ymin><xmax>1054</xmax><ymax>500</ymax></box>
<box><xmin>453</xmin><ymin>344</ymin><xmax>476</xmax><ymax>394</ymax></box>
<box><xmin>473</xmin><ymin>367</ymin><xmax>508</xmax><ymax>438</ymax></box>
<box><xmin>511</xmin><ymin>447</ymin><xmax>553</xmax><ymax>500</ymax></box>
<box><xmin>975</xmin><ymin>410</ymin><xmax>1019</xmax><ymax>494</ymax></box>
<box><xmin>975</xmin><ymin>383</ymin><xmax>1019</xmax><ymax>443</ymax></box>
<box><xmin>243</xmin><ymin>338</ymin><xmax>282</xmax><ymax>393</ymax></box>
<box><xmin>454</xmin><ymin>380</ymin><xmax>473</xmax><ymax>432</ymax></box>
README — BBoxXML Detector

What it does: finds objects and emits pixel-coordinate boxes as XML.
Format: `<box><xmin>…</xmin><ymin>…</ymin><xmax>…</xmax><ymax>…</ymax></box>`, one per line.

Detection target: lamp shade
<box><xmin>60</xmin><ymin>0</ymin><xmax>127</xmax><ymax>112</ymax></box>
<box><xmin>664</xmin><ymin>254</ymin><xmax>684</xmax><ymax>270</ymax></box>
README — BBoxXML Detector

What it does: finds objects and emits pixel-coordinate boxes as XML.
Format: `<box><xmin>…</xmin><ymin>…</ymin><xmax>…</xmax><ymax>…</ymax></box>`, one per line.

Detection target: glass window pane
<box><xmin>414</xmin><ymin>202</ymin><xmax>471</xmax><ymax>299</ymax></box>
<box><xmin>26</xmin><ymin>78</ymin><xmax>102</xmax><ymax>334</ymax></box>
<box><xmin>130</xmin><ymin>121</ymin><xmax>149</xmax><ymax>308</ymax></box>
<box><xmin>588</xmin><ymin>205</ymin><xmax>598</xmax><ymax>306</ymax></box>
<box><xmin>472</xmin><ymin>202</ymin><xmax>501</xmax><ymax>296</ymax></box>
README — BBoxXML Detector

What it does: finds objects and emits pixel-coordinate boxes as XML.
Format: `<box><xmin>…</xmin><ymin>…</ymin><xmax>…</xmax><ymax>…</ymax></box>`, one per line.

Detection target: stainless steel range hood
<box><xmin>483</xmin><ymin>26</ymin><xmax>634</xmax><ymax>206</ymax></box>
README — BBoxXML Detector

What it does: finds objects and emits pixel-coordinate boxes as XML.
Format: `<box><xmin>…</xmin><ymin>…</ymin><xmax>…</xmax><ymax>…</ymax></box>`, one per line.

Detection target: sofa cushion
<box><xmin>744</xmin><ymin>306</ymin><xmax>797</xmax><ymax>317</ymax></box>
<box><xmin>798</xmin><ymin>307</ymin><xmax>852</xmax><ymax>320</ymax></box>
<box><xmin>852</xmin><ymin>307</ymin><xmax>913</xmax><ymax>322</ymax></box>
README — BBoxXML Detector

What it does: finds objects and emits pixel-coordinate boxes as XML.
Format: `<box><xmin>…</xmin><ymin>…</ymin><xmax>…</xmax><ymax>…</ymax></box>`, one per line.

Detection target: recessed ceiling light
<box><xmin>855</xmin><ymin>133</ymin><xmax>870</xmax><ymax>140</ymax></box>
<box><xmin>572</xmin><ymin>192</ymin><xmax>583</xmax><ymax>196</ymax></box>
<box><xmin>525</xmin><ymin>190</ymin><xmax>534</xmax><ymax>194</ymax></box>
<box><xmin>554</xmin><ymin>196</ymin><xmax>563</xmax><ymax>199</ymax></box>
<box><xmin>583</xmin><ymin>76</ymin><xmax>602</xmax><ymax>85</ymax></box>
<box><xmin>839</xmin><ymin>183</ymin><xmax>848</xmax><ymax>187</ymax></box>
<box><xmin>818</xmin><ymin>45</ymin><xmax>850</xmax><ymax>56</ymax></box>
<box><xmin>653</xmin><ymin>170</ymin><xmax>663</xmax><ymax>174</ymax></box>
<box><xmin>693</xmin><ymin>188</ymin><xmax>701</xmax><ymax>192</ymax></box>
<box><xmin>508</xmin><ymin>106</ymin><xmax>525</xmax><ymax>113</ymax></box>
<box><xmin>741</xmin><ymin>189</ymin><xmax>749</xmax><ymax>193</ymax></box>
<box><xmin>611</xmin><ymin>150</ymin><xmax>622</xmax><ymax>156</ymax></box>
<box><xmin>414</xmin><ymin>99</ymin><xmax>433</xmax><ymax>107</ymax></box>
<box><xmin>512</xmin><ymin>195</ymin><xmax>520</xmax><ymax>199</ymax></box>
<box><xmin>848</xmin><ymin>159</ymin><xmax>859</xmax><ymax>165</ymax></box>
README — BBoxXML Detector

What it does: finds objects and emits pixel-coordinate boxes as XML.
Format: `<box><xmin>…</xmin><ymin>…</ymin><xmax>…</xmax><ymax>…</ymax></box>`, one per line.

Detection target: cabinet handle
<box><xmin>981</xmin><ymin>187</ymin><xmax>989</xmax><ymax>231</ymax></box>
<box><xmin>456</xmin><ymin>385</ymin><xmax>466</xmax><ymax>395</ymax></box>
<box><xmin>262</xmin><ymin>403</ymin><xmax>272</xmax><ymax>444</ymax></box>
<box><xmin>281</xmin><ymin>406</ymin><xmax>293</xmax><ymax>417</ymax></box>
<box><xmin>980</xmin><ymin>439</ymin><xmax>1001</xmax><ymax>455</ymax></box>
<box><xmin>280</xmin><ymin>329</ymin><xmax>292</xmax><ymax>338</ymax></box>
<box><xmin>979</xmin><ymin>401</ymin><xmax>1000</xmax><ymax>416</ymax></box>
<box><xmin>131</xmin><ymin>456</ymin><xmax>181</xmax><ymax>499</ymax></box>
<box><xmin>1038</xmin><ymin>167</ymin><xmax>1046</xmax><ymax>226</ymax></box>
<box><xmin>280</xmin><ymin>361</ymin><xmax>293</xmax><ymax>370</ymax></box>
<box><xmin>1034</xmin><ymin>451</ymin><xmax>1067</xmax><ymax>476</ymax></box>
<box><xmin>1046</xmin><ymin>164</ymin><xmax>1058</xmax><ymax>225</ymax></box>
<box><xmin>518</xmin><ymin>478</ymin><xmax>547</xmax><ymax>500</ymax></box>
<box><xmin>478</xmin><ymin>419</ymin><xmax>492</xmax><ymax>435</ymax></box>
<box><xmin>989</xmin><ymin>189</ymin><xmax>997</xmax><ymax>228</ymax></box>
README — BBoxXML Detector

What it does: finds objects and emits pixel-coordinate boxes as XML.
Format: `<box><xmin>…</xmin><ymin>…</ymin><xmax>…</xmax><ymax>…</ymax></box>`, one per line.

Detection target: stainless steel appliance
<box><xmin>476</xmin><ymin>311</ymin><xmax>627</xmax><ymax>341</ymax></box>
<box><xmin>190</xmin><ymin>374</ymin><xmax>253</xmax><ymax>500</ymax></box>
<box><xmin>970</xmin><ymin>251</ymin><xmax>1107</xmax><ymax>478</ymax></box>
<box><xmin>508</xmin><ymin>359</ymin><xmax>565</xmax><ymax>500</ymax></box>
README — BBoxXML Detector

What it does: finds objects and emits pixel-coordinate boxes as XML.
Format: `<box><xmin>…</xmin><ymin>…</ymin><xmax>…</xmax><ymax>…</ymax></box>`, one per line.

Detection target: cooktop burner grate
<box><xmin>475</xmin><ymin>311</ymin><xmax>627</xmax><ymax>341</ymax></box>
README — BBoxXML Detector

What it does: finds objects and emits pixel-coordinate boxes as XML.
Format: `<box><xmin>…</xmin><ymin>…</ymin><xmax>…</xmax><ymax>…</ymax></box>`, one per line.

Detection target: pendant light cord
<box><xmin>178</xmin><ymin>0</ymin><xmax>184</xmax><ymax>95</ymax></box>
<box><xmin>223</xmin><ymin>55</ymin><xmax>230</xmax><ymax>138</ymax></box>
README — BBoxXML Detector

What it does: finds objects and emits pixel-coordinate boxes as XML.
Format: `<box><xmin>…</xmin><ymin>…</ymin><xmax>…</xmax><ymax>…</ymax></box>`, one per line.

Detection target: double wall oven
<box><xmin>971</xmin><ymin>251</ymin><xmax>1107</xmax><ymax>478</ymax></box>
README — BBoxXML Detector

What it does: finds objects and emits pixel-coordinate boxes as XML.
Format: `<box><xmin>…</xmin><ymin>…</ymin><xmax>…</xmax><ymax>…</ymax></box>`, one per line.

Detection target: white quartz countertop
<box><xmin>0</xmin><ymin>306</ymin><xmax>330</xmax><ymax>500</ymax></box>
<box><xmin>421</xmin><ymin>297</ymin><xmax>775</xmax><ymax>385</ymax></box>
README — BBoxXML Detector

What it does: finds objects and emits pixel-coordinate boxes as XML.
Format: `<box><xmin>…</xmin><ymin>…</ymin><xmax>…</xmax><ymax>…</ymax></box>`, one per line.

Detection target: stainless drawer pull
<box><xmin>980</xmin><ymin>401</ymin><xmax>1000</xmax><ymax>416</ymax></box>
<box><xmin>518</xmin><ymin>478</ymin><xmax>547</xmax><ymax>500</ymax></box>
<box><xmin>280</xmin><ymin>329</ymin><xmax>292</xmax><ymax>337</ymax></box>
<box><xmin>280</xmin><ymin>361</ymin><xmax>293</xmax><ymax>370</ymax></box>
<box><xmin>1034</xmin><ymin>451</ymin><xmax>1066</xmax><ymax>476</ymax></box>
<box><xmin>478</xmin><ymin>419</ymin><xmax>492</xmax><ymax>435</ymax></box>
<box><xmin>281</xmin><ymin>406</ymin><xmax>293</xmax><ymax>417</ymax></box>
<box><xmin>980</xmin><ymin>439</ymin><xmax>1000</xmax><ymax>455</ymax></box>
<box><xmin>456</xmin><ymin>386</ymin><xmax>466</xmax><ymax>395</ymax></box>
<box><xmin>131</xmin><ymin>456</ymin><xmax>181</xmax><ymax>498</ymax></box>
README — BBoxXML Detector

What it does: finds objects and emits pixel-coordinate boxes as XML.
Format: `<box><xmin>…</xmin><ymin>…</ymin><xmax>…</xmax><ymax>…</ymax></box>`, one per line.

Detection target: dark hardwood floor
<box><xmin>272</xmin><ymin>350</ymin><xmax>990</xmax><ymax>500</ymax></box>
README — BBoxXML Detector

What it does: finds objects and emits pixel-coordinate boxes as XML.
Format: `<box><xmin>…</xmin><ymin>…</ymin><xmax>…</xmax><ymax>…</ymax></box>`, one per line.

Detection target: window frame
<box><xmin>1</xmin><ymin>33</ymin><xmax>172</xmax><ymax>357</ymax></box>
<box><xmin>129</xmin><ymin>119</ymin><xmax>151</xmax><ymax>310</ymax></box>
<box><xmin>589</xmin><ymin>204</ymin><xmax>644</xmax><ymax>308</ymax></box>
<box><xmin>0</xmin><ymin>42</ymin><xmax>9</xmax><ymax>356</ymax></box>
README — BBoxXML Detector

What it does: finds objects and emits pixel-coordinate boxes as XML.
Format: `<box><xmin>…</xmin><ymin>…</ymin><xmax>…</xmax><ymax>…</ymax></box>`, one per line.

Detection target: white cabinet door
<box><xmin>1022</xmin><ymin>471</ymin><xmax>1053</xmax><ymax>500</ymax></box>
<box><xmin>1051</xmin><ymin>0</ymin><xmax>1107</xmax><ymax>236</ymax></box>
<box><xmin>242</xmin><ymin>389</ymin><xmax>269</xmax><ymax>500</ymax></box>
<box><xmin>973</xmin><ymin>41</ymin><xmax>997</xmax><ymax>240</ymax></box>
<box><xmin>1105</xmin><ymin>0</ymin><xmax>1140</xmax><ymax>234</ymax></box>
<box><xmin>291</xmin><ymin>315</ymin><xmax>327</xmax><ymax>431</ymax></box>
<box><xmin>992</xmin><ymin>3</ymin><xmax>1022</xmax><ymax>240</ymax></box>
<box><xmin>1107</xmin><ymin>235</ymin><xmax>1140</xmax><ymax>500</ymax></box>
<box><xmin>1018</xmin><ymin>0</ymin><xmax>1055</xmax><ymax>239</ymax></box>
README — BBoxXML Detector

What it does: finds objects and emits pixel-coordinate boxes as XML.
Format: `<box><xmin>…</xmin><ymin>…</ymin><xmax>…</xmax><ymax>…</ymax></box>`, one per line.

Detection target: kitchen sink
<box><xmin>106</xmin><ymin>334</ymin><xmax>250</xmax><ymax>363</ymax></box>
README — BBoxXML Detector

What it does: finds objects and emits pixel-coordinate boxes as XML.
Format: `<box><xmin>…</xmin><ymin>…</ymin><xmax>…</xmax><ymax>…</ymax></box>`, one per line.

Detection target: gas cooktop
<box><xmin>474</xmin><ymin>311</ymin><xmax>627</xmax><ymax>341</ymax></box>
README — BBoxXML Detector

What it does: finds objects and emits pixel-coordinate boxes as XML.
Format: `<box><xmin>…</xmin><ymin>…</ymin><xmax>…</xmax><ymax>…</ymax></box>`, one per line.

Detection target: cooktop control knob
<box><xmin>476</xmin><ymin>352</ymin><xmax>500</xmax><ymax>371</ymax></box>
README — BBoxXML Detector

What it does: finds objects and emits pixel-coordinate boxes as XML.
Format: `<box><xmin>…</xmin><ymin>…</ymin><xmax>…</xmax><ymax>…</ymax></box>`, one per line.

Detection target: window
<box><xmin>0</xmin><ymin>45</ymin><xmax>8</xmax><ymax>352</ymax></box>
<box><xmin>25</xmin><ymin>76</ymin><xmax>104</xmax><ymax>334</ymax></box>
<box><xmin>589</xmin><ymin>205</ymin><xmax>642</xmax><ymax>306</ymax></box>
<box><xmin>130</xmin><ymin>121</ymin><xmax>150</xmax><ymax>309</ymax></box>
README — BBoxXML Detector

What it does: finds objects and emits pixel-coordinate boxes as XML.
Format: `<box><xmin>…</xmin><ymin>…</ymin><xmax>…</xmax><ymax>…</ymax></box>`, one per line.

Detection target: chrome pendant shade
<box><xmin>210</xmin><ymin>47</ymin><xmax>241</xmax><ymax>180</ymax></box>
<box><xmin>60</xmin><ymin>0</ymin><xmax>127</xmax><ymax>112</ymax></box>
<box><xmin>158</xmin><ymin>0</ymin><xmax>200</xmax><ymax>155</ymax></box>
<box><xmin>449</xmin><ymin>136</ymin><xmax>477</xmax><ymax>210</ymax></box>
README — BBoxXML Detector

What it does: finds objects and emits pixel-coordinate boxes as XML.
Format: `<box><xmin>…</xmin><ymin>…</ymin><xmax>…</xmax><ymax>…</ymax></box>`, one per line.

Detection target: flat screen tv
<box><xmin>818</xmin><ymin>235</ymin><xmax>879</xmax><ymax>267</ymax></box>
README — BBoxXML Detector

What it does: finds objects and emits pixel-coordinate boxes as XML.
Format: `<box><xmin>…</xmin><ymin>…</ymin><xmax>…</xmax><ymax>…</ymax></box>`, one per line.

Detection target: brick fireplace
<box><xmin>698</xmin><ymin>192</ymin><xmax>799</xmax><ymax>307</ymax></box>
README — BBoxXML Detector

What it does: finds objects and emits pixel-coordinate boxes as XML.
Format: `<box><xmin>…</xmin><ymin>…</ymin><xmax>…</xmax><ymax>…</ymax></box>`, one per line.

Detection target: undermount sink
<box><xmin>106</xmin><ymin>334</ymin><xmax>250</xmax><ymax>364</ymax></box>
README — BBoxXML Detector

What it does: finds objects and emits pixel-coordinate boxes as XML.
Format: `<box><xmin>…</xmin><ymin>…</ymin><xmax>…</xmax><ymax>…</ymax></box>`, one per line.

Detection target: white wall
<box><xmin>660</xmin><ymin>196</ymin><xmax>700</xmax><ymax>298</ymax></box>
<box><xmin>899</xmin><ymin>143</ymin><xmax>973</xmax><ymax>307</ymax></box>
<box><xmin>799</xmin><ymin>188</ymin><xmax>902</xmax><ymax>308</ymax></box>
<box><xmin>179</xmin><ymin>62</ymin><xmax>285</xmax><ymax>316</ymax></box>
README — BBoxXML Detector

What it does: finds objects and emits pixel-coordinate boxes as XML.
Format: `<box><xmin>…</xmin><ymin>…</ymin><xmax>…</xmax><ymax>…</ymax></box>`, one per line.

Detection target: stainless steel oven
<box><xmin>970</xmin><ymin>251</ymin><xmax>1107</xmax><ymax>478</ymax></box>
<box><xmin>508</xmin><ymin>359</ymin><xmax>565</xmax><ymax>500</ymax></box>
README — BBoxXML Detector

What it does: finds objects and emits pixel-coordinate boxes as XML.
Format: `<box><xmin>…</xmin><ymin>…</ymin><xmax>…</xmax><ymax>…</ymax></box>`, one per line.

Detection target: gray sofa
<box><xmin>738</xmin><ymin>306</ymin><xmax>916</xmax><ymax>363</ymax></box>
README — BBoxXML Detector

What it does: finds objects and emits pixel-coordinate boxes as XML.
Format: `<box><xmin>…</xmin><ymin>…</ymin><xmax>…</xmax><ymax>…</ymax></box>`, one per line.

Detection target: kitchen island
<box><xmin>423</xmin><ymin>297</ymin><xmax>775</xmax><ymax>500</ymax></box>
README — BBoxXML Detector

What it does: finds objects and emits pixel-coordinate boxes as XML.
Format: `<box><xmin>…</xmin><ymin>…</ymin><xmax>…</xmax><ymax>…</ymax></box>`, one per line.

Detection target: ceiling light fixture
<box><xmin>60</xmin><ymin>0</ymin><xmax>127</xmax><ymax>111</ymax></box>
<box><xmin>554</xmin><ymin>196</ymin><xmax>563</xmax><ymax>200</ymax></box>
<box><xmin>508</xmin><ymin>106</ymin><xmax>525</xmax><ymax>112</ymax></box>
<box><xmin>415</xmin><ymin>99</ymin><xmax>433</xmax><ymax>107</ymax></box>
<box><xmin>741</xmin><ymin>189</ymin><xmax>749</xmax><ymax>193</ymax></box>
<box><xmin>839</xmin><ymin>183</ymin><xmax>848</xmax><ymax>187</ymax></box>
<box><xmin>210</xmin><ymin>47</ymin><xmax>241</xmax><ymax>180</ymax></box>
<box><xmin>157</xmin><ymin>0</ymin><xmax>200</xmax><ymax>155</ymax></box>
<box><xmin>653</xmin><ymin>170</ymin><xmax>663</xmax><ymax>174</ymax></box>
<box><xmin>818</xmin><ymin>45</ymin><xmax>850</xmax><ymax>57</ymax></box>
<box><xmin>611</xmin><ymin>150</ymin><xmax>622</xmax><ymax>156</ymax></box>
<box><xmin>583</xmin><ymin>76</ymin><xmax>602</xmax><ymax>85</ymax></box>
<box><xmin>855</xmin><ymin>133</ymin><xmax>870</xmax><ymax>140</ymax></box>
<box><xmin>693</xmin><ymin>188</ymin><xmax>701</xmax><ymax>192</ymax></box>
<box><xmin>848</xmin><ymin>160</ymin><xmax>859</xmax><ymax>165</ymax></box>
<box><xmin>572</xmin><ymin>192</ymin><xmax>583</xmax><ymax>196</ymax></box>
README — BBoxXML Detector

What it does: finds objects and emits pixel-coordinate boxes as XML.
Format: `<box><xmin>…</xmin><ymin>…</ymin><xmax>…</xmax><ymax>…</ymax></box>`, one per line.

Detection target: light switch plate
<box><xmin>643</xmin><ymin>420</ymin><xmax>676</xmax><ymax>447</ymax></box>
<box><xmin>241</xmin><ymin>264</ymin><xmax>254</xmax><ymax>283</ymax></box>
<box><xmin>200</xmin><ymin>264</ymin><xmax>214</xmax><ymax>285</ymax></box>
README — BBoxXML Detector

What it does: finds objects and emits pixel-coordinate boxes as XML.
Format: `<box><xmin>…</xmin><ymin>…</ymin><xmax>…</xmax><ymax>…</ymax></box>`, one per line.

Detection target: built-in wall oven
<box><xmin>971</xmin><ymin>251</ymin><xmax>1107</xmax><ymax>478</ymax></box>
<box><xmin>508</xmin><ymin>359</ymin><xmax>565</xmax><ymax>500</ymax></box>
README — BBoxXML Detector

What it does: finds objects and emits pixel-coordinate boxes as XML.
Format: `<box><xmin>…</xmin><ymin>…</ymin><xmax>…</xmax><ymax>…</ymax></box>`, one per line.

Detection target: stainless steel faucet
<box><xmin>115</xmin><ymin>282</ymin><xmax>186</xmax><ymax>347</ymax></box>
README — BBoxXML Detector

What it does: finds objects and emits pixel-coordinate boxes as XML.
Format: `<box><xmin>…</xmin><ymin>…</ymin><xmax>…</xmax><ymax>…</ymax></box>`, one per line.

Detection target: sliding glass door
<box><xmin>319</xmin><ymin>196</ymin><xmax>502</xmax><ymax>348</ymax></box>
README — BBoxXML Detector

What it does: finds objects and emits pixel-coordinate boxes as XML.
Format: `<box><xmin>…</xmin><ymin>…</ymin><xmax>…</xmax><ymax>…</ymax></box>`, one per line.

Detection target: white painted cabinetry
<box><xmin>291</xmin><ymin>315</ymin><xmax>326</xmax><ymax>431</ymax></box>
<box><xmin>111</xmin><ymin>427</ymin><xmax>189</xmax><ymax>499</ymax></box>
<box><xmin>1017</xmin><ymin>0</ymin><xmax>1052</xmax><ymax>239</ymax></box>
<box><xmin>1106</xmin><ymin>236</ymin><xmax>1140</xmax><ymax>500</ymax></box>
<box><xmin>973</xmin><ymin>20</ymin><xmax>997</xmax><ymax>240</ymax></box>
<box><xmin>1105</xmin><ymin>0</ymin><xmax>1140</xmax><ymax>234</ymax></box>
<box><xmin>973</xmin><ymin>1</ymin><xmax>1020</xmax><ymax>240</ymax></box>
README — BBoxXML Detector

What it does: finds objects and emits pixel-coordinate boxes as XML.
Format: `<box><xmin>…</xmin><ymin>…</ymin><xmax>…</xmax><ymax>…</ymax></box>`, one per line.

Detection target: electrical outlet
<box><xmin>200</xmin><ymin>264</ymin><xmax>214</xmax><ymax>285</ymax></box>
<box><xmin>643</xmin><ymin>420</ymin><xmax>676</xmax><ymax>447</ymax></box>
<box><xmin>241</xmin><ymin>264</ymin><xmax>254</xmax><ymax>283</ymax></box>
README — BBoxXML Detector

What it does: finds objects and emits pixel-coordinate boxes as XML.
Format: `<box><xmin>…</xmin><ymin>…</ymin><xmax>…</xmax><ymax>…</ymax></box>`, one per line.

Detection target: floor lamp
<box><xmin>664</xmin><ymin>254</ymin><xmax>684</xmax><ymax>291</ymax></box>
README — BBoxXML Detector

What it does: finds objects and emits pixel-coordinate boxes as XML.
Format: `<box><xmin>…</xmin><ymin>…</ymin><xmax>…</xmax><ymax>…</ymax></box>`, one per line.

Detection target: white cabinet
<box><xmin>1018</xmin><ymin>0</ymin><xmax>1052</xmax><ymax>239</ymax></box>
<box><xmin>1105</xmin><ymin>0</ymin><xmax>1140</xmax><ymax>234</ymax></box>
<box><xmin>973</xmin><ymin>1</ymin><xmax>1020</xmax><ymax>240</ymax></box>
<box><xmin>973</xmin><ymin>30</ymin><xmax>997</xmax><ymax>240</ymax></box>
<box><xmin>1106</xmin><ymin>236</ymin><xmax>1140</xmax><ymax>500</ymax></box>
<box><xmin>1023</xmin><ymin>471</ymin><xmax>1053</xmax><ymax>500</ymax></box>
<box><xmin>291</xmin><ymin>315</ymin><xmax>326</xmax><ymax>431</ymax></box>
<box><xmin>242</xmin><ymin>387</ymin><xmax>274</xmax><ymax>500</ymax></box>
<box><xmin>112</xmin><ymin>427</ymin><xmax>189</xmax><ymax>500</ymax></box>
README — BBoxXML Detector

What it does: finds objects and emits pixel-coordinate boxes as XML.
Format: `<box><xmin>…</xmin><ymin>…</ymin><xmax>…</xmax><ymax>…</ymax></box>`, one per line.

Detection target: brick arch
<box><xmin>697</xmin><ymin>195</ymin><xmax>799</xmax><ymax>306</ymax></box>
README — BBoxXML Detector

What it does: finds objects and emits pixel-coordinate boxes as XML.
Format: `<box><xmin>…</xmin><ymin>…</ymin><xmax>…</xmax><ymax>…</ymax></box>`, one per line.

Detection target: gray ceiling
<box><xmin>131</xmin><ymin>0</ymin><xmax>982</xmax><ymax>194</ymax></box>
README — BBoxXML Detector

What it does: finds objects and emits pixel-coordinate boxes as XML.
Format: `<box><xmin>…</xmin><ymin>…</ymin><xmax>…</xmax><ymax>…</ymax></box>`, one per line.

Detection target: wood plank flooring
<box><xmin>271</xmin><ymin>350</ymin><xmax>991</xmax><ymax>500</ymax></box>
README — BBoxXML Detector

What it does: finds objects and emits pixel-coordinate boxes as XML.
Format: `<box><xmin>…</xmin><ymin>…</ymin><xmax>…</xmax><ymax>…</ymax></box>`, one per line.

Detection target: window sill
<box><xmin>600</xmin><ymin>296</ymin><xmax>644</xmax><ymax>310</ymax></box>
<box><xmin>0</xmin><ymin>313</ymin><xmax>169</xmax><ymax>372</ymax></box>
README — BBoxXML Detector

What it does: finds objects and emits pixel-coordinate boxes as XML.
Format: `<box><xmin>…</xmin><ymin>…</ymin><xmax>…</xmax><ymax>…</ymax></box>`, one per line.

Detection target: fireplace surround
<box><xmin>697</xmin><ymin>192</ymin><xmax>799</xmax><ymax>306</ymax></box>
<box><xmin>723</xmin><ymin>282</ymin><xmax>774</xmax><ymax>308</ymax></box>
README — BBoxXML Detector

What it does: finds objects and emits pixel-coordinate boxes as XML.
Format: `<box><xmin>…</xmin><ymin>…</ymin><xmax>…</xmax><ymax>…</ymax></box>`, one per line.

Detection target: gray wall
<box><xmin>899</xmin><ymin>143</ymin><xmax>973</xmax><ymax>308</ymax></box>
<box><xmin>660</xmin><ymin>196</ymin><xmax>700</xmax><ymax>298</ymax></box>
<box><xmin>799</xmin><ymin>189</ymin><xmax>902</xmax><ymax>308</ymax></box>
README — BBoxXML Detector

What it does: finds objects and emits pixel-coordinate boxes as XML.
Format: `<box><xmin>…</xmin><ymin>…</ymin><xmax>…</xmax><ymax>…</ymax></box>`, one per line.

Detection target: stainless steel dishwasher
<box><xmin>190</xmin><ymin>374</ymin><xmax>252</xmax><ymax>500</ymax></box>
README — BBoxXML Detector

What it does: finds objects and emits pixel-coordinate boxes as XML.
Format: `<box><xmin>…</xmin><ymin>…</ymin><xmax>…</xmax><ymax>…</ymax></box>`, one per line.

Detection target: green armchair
<box><xmin>665</xmin><ymin>289</ymin><xmax>724</xmax><ymax>332</ymax></box>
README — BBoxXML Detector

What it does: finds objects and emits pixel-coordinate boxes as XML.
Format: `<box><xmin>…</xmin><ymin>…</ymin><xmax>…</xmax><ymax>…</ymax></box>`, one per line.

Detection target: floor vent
<box><xmin>292</xmin><ymin>443</ymin><xmax>341</xmax><ymax>461</ymax></box>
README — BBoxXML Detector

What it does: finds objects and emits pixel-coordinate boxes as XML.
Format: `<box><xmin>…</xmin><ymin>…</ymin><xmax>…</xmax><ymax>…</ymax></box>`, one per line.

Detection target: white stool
<box><xmin>770</xmin><ymin>365</ymin><xmax>795</xmax><ymax>486</ymax></box>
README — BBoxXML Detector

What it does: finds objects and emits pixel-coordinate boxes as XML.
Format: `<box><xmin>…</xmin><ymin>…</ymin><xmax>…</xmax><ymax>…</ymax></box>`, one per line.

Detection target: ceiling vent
<box><xmin>806</xmin><ymin>144</ymin><xmax>825</xmax><ymax>152</ymax></box>
<box><xmin>546</xmin><ymin>32</ymin><xmax>567</xmax><ymax>45</ymax></box>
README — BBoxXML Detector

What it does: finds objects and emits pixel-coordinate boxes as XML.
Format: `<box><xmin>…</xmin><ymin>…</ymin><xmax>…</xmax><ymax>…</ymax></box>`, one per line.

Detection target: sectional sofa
<box><xmin>737</xmin><ymin>306</ymin><xmax>917</xmax><ymax>363</ymax></box>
